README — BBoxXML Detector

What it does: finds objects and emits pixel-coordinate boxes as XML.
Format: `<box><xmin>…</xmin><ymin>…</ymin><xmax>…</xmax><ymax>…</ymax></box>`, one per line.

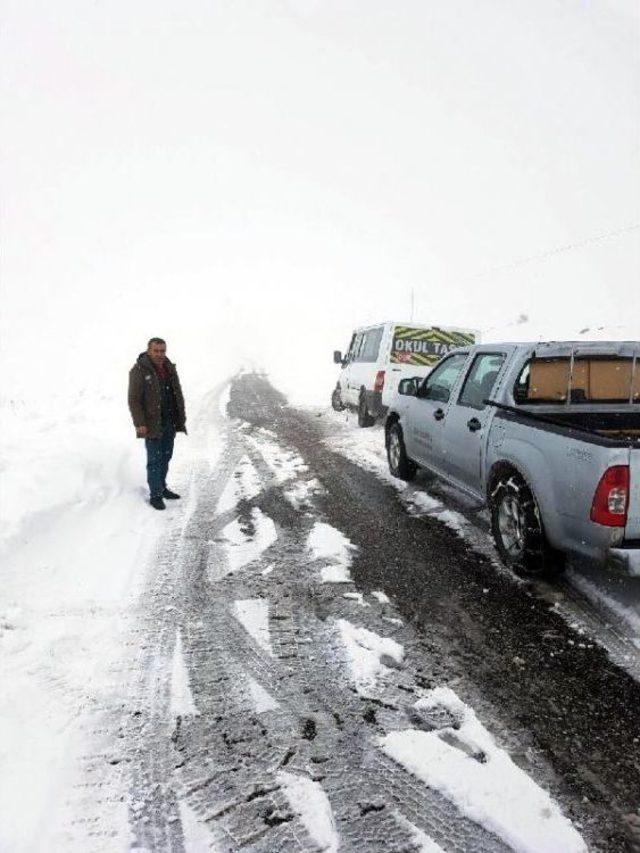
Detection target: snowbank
<box><xmin>0</xmin><ymin>389</ymin><xmax>193</xmax><ymax>852</ymax></box>
<box><xmin>0</xmin><ymin>393</ymin><xmax>154</xmax><ymax>548</ymax></box>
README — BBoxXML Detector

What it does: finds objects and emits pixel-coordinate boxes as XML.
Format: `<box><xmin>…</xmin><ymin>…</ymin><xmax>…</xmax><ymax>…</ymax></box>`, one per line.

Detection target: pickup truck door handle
<box><xmin>467</xmin><ymin>417</ymin><xmax>482</xmax><ymax>432</ymax></box>
<box><xmin>434</xmin><ymin>408</ymin><xmax>445</xmax><ymax>421</ymax></box>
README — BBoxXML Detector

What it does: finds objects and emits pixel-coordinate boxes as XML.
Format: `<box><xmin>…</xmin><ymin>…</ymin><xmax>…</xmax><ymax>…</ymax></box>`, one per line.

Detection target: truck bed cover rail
<box><xmin>484</xmin><ymin>399</ymin><xmax>640</xmax><ymax>447</ymax></box>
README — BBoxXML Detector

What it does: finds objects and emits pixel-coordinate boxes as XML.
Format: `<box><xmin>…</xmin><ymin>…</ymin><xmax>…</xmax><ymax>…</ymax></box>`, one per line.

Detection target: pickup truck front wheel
<box><xmin>490</xmin><ymin>473</ymin><xmax>564</xmax><ymax>578</ymax></box>
<box><xmin>387</xmin><ymin>422</ymin><xmax>417</xmax><ymax>482</ymax></box>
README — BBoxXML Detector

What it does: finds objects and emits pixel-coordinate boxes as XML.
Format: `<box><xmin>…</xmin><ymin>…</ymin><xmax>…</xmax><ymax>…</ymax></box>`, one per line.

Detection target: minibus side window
<box><xmin>357</xmin><ymin>327</ymin><xmax>384</xmax><ymax>363</ymax></box>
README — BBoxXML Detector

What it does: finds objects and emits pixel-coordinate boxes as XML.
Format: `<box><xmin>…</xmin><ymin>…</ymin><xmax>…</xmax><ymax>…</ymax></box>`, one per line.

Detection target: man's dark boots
<box><xmin>163</xmin><ymin>488</ymin><xmax>181</xmax><ymax>500</ymax></box>
<box><xmin>150</xmin><ymin>496</ymin><xmax>166</xmax><ymax>510</ymax></box>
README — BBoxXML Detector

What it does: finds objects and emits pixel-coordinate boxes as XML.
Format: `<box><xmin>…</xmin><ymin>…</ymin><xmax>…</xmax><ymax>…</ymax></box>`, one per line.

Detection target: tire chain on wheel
<box><xmin>490</xmin><ymin>473</ymin><xmax>562</xmax><ymax>577</ymax></box>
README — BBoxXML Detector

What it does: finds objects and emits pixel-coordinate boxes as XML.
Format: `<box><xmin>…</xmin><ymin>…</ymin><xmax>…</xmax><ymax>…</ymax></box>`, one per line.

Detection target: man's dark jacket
<box><xmin>128</xmin><ymin>353</ymin><xmax>187</xmax><ymax>439</ymax></box>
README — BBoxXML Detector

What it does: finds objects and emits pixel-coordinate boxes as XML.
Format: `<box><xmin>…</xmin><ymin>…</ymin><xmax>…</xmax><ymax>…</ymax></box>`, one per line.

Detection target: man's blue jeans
<box><xmin>145</xmin><ymin>423</ymin><xmax>176</xmax><ymax>498</ymax></box>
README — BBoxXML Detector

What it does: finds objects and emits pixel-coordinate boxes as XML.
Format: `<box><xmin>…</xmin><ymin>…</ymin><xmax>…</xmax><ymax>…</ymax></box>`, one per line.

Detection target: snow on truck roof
<box><xmin>533</xmin><ymin>341</ymin><xmax>639</xmax><ymax>358</ymax></box>
<box><xmin>448</xmin><ymin>341</ymin><xmax>639</xmax><ymax>355</ymax></box>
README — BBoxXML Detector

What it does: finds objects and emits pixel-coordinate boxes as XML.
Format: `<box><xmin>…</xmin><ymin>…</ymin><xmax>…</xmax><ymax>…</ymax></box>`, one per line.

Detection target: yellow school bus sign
<box><xmin>390</xmin><ymin>326</ymin><xmax>476</xmax><ymax>366</ymax></box>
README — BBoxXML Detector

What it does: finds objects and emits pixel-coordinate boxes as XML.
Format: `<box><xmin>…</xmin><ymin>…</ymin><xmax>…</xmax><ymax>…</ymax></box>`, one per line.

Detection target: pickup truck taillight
<box><xmin>590</xmin><ymin>465</ymin><xmax>630</xmax><ymax>527</ymax></box>
<box><xmin>374</xmin><ymin>370</ymin><xmax>386</xmax><ymax>394</ymax></box>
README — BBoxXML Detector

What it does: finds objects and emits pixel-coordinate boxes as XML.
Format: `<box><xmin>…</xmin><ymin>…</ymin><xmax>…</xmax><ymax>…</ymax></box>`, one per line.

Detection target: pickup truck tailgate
<box><xmin>627</xmin><ymin>446</ymin><xmax>640</xmax><ymax>540</ymax></box>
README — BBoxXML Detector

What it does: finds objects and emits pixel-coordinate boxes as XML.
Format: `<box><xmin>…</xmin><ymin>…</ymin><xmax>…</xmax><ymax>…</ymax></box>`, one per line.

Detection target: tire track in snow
<box><xmin>172</xmin><ymin>420</ymin><xmax>510</xmax><ymax>852</ymax></box>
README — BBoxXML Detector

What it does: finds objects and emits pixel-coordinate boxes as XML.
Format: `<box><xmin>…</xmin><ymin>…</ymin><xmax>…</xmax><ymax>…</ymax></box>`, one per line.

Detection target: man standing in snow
<box><xmin>128</xmin><ymin>337</ymin><xmax>187</xmax><ymax>510</ymax></box>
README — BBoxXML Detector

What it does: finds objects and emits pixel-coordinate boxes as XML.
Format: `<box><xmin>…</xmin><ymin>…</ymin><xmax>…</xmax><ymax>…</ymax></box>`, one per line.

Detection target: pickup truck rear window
<box><xmin>514</xmin><ymin>357</ymin><xmax>640</xmax><ymax>404</ymax></box>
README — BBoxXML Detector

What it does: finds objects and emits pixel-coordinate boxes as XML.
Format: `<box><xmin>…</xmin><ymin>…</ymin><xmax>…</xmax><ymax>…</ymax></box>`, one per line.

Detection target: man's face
<box><xmin>148</xmin><ymin>341</ymin><xmax>167</xmax><ymax>365</ymax></box>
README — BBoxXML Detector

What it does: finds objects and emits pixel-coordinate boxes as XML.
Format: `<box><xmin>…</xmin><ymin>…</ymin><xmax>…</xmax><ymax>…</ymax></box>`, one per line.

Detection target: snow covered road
<box><xmin>1</xmin><ymin>374</ymin><xmax>639</xmax><ymax>851</ymax></box>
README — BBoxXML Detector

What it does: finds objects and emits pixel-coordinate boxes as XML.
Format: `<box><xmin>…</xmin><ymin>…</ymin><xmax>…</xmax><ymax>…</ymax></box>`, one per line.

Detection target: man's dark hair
<box><xmin>147</xmin><ymin>337</ymin><xmax>166</xmax><ymax>348</ymax></box>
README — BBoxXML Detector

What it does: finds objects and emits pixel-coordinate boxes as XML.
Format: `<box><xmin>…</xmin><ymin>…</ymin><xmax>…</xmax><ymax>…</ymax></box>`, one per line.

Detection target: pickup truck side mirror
<box><xmin>333</xmin><ymin>350</ymin><xmax>343</xmax><ymax>365</ymax></box>
<box><xmin>398</xmin><ymin>378</ymin><xmax>418</xmax><ymax>396</ymax></box>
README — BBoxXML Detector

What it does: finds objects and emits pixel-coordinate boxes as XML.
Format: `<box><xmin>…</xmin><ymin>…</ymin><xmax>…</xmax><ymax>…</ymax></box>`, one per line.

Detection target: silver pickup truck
<box><xmin>385</xmin><ymin>341</ymin><xmax>640</xmax><ymax>577</ymax></box>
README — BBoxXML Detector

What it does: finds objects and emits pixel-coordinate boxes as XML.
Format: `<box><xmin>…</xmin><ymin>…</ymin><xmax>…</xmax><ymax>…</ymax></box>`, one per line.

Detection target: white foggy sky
<box><xmin>1</xmin><ymin>0</ymin><xmax>639</xmax><ymax>399</ymax></box>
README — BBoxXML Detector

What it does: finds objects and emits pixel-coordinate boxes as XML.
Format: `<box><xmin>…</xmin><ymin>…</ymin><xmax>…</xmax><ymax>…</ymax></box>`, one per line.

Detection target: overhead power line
<box><xmin>470</xmin><ymin>222</ymin><xmax>640</xmax><ymax>281</ymax></box>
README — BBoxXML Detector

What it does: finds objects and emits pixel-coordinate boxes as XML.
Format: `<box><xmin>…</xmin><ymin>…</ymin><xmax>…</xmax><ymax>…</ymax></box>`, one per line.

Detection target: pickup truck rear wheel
<box><xmin>490</xmin><ymin>473</ymin><xmax>564</xmax><ymax>578</ymax></box>
<box><xmin>387</xmin><ymin>422</ymin><xmax>417</xmax><ymax>482</ymax></box>
<box><xmin>358</xmin><ymin>393</ymin><xmax>375</xmax><ymax>428</ymax></box>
